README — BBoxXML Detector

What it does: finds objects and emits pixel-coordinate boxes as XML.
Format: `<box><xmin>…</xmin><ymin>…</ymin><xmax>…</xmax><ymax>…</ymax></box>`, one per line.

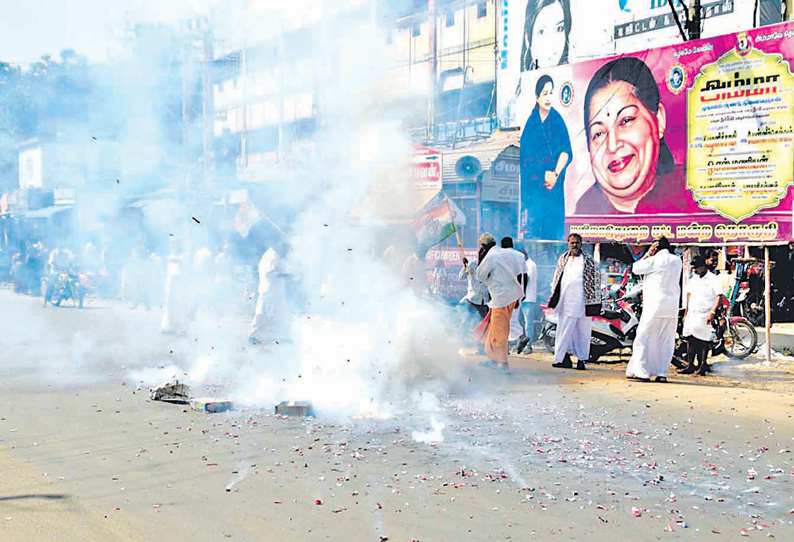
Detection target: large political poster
<box><xmin>505</xmin><ymin>20</ymin><xmax>794</xmax><ymax>243</ymax></box>
<box><xmin>497</xmin><ymin>1</ymin><xmax>754</xmax><ymax>130</ymax></box>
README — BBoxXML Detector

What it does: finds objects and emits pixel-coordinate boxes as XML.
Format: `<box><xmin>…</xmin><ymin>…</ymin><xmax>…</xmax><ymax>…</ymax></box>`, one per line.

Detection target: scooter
<box><xmin>539</xmin><ymin>270</ymin><xmax>642</xmax><ymax>363</ymax></box>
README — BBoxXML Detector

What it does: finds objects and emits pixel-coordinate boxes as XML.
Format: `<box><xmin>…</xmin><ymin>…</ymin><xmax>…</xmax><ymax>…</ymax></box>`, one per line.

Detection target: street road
<box><xmin>0</xmin><ymin>290</ymin><xmax>793</xmax><ymax>541</ymax></box>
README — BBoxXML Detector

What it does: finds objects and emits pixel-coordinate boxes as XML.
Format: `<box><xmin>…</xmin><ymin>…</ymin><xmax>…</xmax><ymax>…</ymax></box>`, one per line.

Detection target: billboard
<box><xmin>497</xmin><ymin>1</ymin><xmax>755</xmax><ymax>130</ymax></box>
<box><xmin>506</xmin><ymin>21</ymin><xmax>794</xmax><ymax>243</ymax></box>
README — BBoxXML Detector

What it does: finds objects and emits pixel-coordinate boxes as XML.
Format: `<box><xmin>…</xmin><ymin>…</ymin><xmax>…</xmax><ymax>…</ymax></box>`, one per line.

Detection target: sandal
<box><xmin>654</xmin><ymin>377</ymin><xmax>668</xmax><ymax>383</ymax></box>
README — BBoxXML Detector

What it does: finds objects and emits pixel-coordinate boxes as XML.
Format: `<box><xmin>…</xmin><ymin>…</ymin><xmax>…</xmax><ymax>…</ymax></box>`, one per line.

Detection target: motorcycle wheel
<box><xmin>724</xmin><ymin>319</ymin><xmax>758</xmax><ymax>359</ymax></box>
<box><xmin>542</xmin><ymin>325</ymin><xmax>555</xmax><ymax>354</ymax></box>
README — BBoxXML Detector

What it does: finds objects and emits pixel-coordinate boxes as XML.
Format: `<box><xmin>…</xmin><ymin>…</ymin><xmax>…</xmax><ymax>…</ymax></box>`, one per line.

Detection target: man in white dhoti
<box><xmin>680</xmin><ymin>255</ymin><xmax>724</xmax><ymax>376</ymax></box>
<box><xmin>625</xmin><ymin>237</ymin><xmax>682</xmax><ymax>382</ymax></box>
<box><xmin>500</xmin><ymin>237</ymin><xmax>528</xmax><ymax>349</ymax></box>
<box><xmin>473</xmin><ymin>244</ymin><xmax>524</xmax><ymax>370</ymax></box>
<box><xmin>248</xmin><ymin>246</ymin><xmax>290</xmax><ymax>345</ymax></box>
<box><xmin>548</xmin><ymin>234</ymin><xmax>600</xmax><ymax>371</ymax></box>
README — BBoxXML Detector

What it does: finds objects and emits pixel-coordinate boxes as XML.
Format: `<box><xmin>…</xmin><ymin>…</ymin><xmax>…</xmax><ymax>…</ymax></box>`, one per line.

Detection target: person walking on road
<box><xmin>680</xmin><ymin>255</ymin><xmax>724</xmax><ymax>376</ymax></box>
<box><xmin>459</xmin><ymin>254</ymin><xmax>490</xmax><ymax>322</ymax></box>
<box><xmin>473</xmin><ymin>242</ymin><xmax>524</xmax><ymax>370</ymax></box>
<box><xmin>625</xmin><ymin>237</ymin><xmax>682</xmax><ymax>383</ymax></box>
<box><xmin>248</xmin><ymin>245</ymin><xmax>290</xmax><ymax>346</ymax></box>
<box><xmin>548</xmin><ymin>233</ymin><xmax>600</xmax><ymax>371</ymax></box>
<box><xmin>517</xmin><ymin>249</ymin><xmax>539</xmax><ymax>354</ymax></box>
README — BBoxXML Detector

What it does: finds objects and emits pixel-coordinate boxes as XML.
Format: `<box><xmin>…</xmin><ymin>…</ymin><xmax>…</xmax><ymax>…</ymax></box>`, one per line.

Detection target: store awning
<box><xmin>25</xmin><ymin>205</ymin><xmax>73</xmax><ymax>219</ymax></box>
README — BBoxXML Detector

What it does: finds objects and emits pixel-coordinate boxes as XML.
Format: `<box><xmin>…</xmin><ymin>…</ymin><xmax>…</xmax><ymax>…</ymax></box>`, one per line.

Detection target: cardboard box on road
<box><xmin>190</xmin><ymin>397</ymin><xmax>233</xmax><ymax>413</ymax></box>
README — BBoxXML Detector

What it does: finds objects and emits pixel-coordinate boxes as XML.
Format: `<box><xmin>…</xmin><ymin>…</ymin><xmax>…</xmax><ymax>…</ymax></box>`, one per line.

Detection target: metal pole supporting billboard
<box><xmin>765</xmin><ymin>245</ymin><xmax>771</xmax><ymax>363</ymax></box>
<box><xmin>428</xmin><ymin>0</ymin><xmax>437</xmax><ymax>141</ymax></box>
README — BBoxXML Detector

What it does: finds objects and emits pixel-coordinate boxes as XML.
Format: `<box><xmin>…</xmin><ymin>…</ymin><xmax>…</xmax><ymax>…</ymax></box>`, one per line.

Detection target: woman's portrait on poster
<box><xmin>575</xmin><ymin>56</ymin><xmax>690</xmax><ymax>215</ymax></box>
<box><xmin>520</xmin><ymin>0</ymin><xmax>572</xmax><ymax>71</ymax></box>
<box><xmin>520</xmin><ymin>74</ymin><xmax>572</xmax><ymax>241</ymax></box>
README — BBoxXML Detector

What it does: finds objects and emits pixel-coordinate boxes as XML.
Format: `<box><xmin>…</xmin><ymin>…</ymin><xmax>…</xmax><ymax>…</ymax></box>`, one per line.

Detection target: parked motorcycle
<box><xmin>44</xmin><ymin>270</ymin><xmax>86</xmax><ymax>308</ymax></box>
<box><xmin>539</xmin><ymin>271</ymin><xmax>642</xmax><ymax>363</ymax></box>
<box><xmin>730</xmin><ymin>259</ymin><xmax>766</xmax><ymax>326</ymax></box>
<box><xmin>672</xmin><ymin>299</ymin><xmax>758</xmax><ymax>367</ymax></box>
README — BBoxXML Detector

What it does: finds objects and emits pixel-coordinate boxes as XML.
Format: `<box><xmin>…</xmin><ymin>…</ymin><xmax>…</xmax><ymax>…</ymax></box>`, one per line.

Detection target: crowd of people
<box><xmin>465</xmin><ymin>232</ymin><xmax>726</xmax><ymax>380</ymax></box>
<box><xmin>5</xmin><ymin>229</ymin><xmax>733</xmax><ymax>381</ymax></box>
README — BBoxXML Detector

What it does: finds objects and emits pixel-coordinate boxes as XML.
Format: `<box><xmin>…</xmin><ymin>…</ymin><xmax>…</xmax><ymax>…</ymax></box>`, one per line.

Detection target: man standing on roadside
<box><xmin>517</xmin><ymin>248</ymin><xmax>538</xmax><ymax>354</ymax></box>
<box><xmin>625</xmin><ymin>237</ymin><xmax>682</xmax><ymax>383</ymax></box>
<box><xmin>548</xmin><ymin>233</ymin><xmax>600</xmax><ymax>371</ymax></box>
<box><xmin>474</xmin><ymin>242</ymin><xmax>524</xmax><ymax>370</ymax></box>
<box><xmin>680</xmin><ymin>255</ymin><xmax>724</xmax><ymax>376</ymax></box>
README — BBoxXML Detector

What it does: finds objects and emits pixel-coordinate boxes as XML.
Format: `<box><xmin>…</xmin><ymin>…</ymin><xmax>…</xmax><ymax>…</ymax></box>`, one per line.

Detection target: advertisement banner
<box><xmin>496</xmin><ymin>1</ymin><xmax>755</xmax><ymax>130</ymax></box>
<box><xmin>412</xmin><ymin>145</ymin><xmax>443</xmax><ymax>191</ymax></box>
<box><xmin>507</xmin><ymin>21</ymin><xmax>794</xmax><ymax>244</ymax></box>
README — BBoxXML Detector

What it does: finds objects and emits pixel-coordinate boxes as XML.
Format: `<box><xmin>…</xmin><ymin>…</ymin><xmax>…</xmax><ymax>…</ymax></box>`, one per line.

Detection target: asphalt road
<box><xmin>1</xmin><ymin>289</ymin><xmax>793</xmax><ymax>541</ymax></box>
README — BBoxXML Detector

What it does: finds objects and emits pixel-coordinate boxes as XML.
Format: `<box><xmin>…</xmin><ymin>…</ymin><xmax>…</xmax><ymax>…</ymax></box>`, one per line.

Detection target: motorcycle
<box><xmin>672</xmin><ymin>298</ymin><xmax>758</xmax><ymax>368</ymax></box>
<box><xmin>730</xmin><ymin>259</ymin><xmax>766</xmax><ymax>326</ymax></box>
<box><xmin>44</xmin><ymin>269</ymin><xmax>86</xmax><ymax>308</ymax></box>
<box><xmin>539</xmin><ymin>270</ymin><xmax>643</xmax><ymax>363</ymax></box>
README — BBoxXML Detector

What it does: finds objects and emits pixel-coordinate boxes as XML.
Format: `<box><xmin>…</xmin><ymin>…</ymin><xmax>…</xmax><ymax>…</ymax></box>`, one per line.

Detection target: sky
<box><xmin>0</xmin><ymin>0</ymin><xmax>209</xmax><ymax>66</ymax></box>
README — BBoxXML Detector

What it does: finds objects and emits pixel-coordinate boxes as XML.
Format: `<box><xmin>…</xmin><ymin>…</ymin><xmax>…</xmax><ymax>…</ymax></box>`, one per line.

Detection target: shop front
<box><xmin>425</xmin><ymin>132</ymin><xmax>521</xmax><ymax>303</ymax></box>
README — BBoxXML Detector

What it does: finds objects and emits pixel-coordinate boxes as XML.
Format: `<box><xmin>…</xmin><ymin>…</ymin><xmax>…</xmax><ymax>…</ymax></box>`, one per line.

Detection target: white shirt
<box><xmin>525</xmin><ymin>256</ymin><xmax>538</xmax><ymax>303</ymax></box>
<box><xmin>687</xmin><ymin>272</ymin><xmax>722</xmax><ymax>314</ymax></box>
<box><xmin>476</xmin><ymin>247</ymin><xmax>524</xmax><ymax>309</ymax></box>
<box><xmin>632</xmin><ymin>248</ymin><xmax>682</xmax><ymax>319</ymax></box>
<box><xmin>258</xmin><ymin>248</ymin><xmax>282</xmax><ymax>294</ymax></box>
<box><xmin>505</xmin><ymin>247</ymin><xmax>527</xmax><ymax>299</ymax></box>
<box><xmin>459</xmin><ymin>261</ymin><xmax>490</xmax><ymax>305</ymax></box>
<box><xmin>559</xmin><ymin>254</ymin><xmax>585</xmax><ymax>317</ymax></box>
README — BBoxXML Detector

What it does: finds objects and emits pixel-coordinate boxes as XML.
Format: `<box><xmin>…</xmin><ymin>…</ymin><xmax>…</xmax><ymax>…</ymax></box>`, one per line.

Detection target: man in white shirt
<box><xmin>248</xmin><ymin>245</ymin><xmax>290</xmax><ymax>345</ymax></box>
<box><xmin>680</xmin><ymin>255</ymin><xmax>724</xmax><ymax>376</ymax></box>
<box><xmin>625</xmin><ymin>237</ymin><xmax>682</xmax><ymax>382</ymax></box>
<box><xmin>473</xmin><ymin>245</ymin><xmax>524</xmax><ymax>370</ymax></box>
<box><xmin>548</xmin><ymin>234</ymin><xmax>600</xmax><ymax>371</ymax></box>
<box><xmin>459</xmin><ymin>256</ymin><xmax>490</xmax><ymax>321</ymax></box>
<box><xmin>500</xmin><ymin>237</ymin><xmax>528</xmax><ymax>349</ymax></box>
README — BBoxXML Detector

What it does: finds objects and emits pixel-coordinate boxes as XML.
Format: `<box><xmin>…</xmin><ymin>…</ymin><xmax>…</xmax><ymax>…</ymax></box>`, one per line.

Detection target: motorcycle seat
<box><xmin>600</xmin><ymin>309</ymin><xmax>622</xmax><ymax>321</ymax></box>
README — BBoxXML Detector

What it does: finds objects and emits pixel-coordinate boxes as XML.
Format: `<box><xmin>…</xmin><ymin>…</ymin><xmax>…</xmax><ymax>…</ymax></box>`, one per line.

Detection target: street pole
<box><xmin>688</xmin><ymin>0</ymin><xmax>702</xmax><ymax>40</ymax></box>
<box><xmin>202</xmin><ymin>24</ymin><xmax>212</xmax><ymax>194</ymax></box>
<box><xmin>277</xmin><ymin>11</ymin><xmax>285</xmax><ymax>164</ymax></box>
<box><xmin>428</xmin><ymin>0</ymin><xmax>437</xmax><ymax>143</ymax></box>
<box><xmin>765</xmin><ymin>245</ymin><xmax>772</xmax><ymax>363</ymax></box>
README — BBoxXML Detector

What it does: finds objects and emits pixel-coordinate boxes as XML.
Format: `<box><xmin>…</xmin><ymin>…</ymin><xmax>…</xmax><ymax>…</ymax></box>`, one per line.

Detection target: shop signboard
<box><xmin>505</xmin><ymin>21</ymin><xmax>794</xmax><ymax>244</ymax></box>
<box><xmin>53</xmin><ymin>188</ymin><xmax>76</xmax><ymax>205</ymax></box>
<box><xmin>425</xmin><ymin>246</ymin><xmax>478</xmax><ymax>301</ymax></box>
<box><xmin>481</xmin><ymin>179</ymin><xmax>519</xmax><ymax>203</ymax></box>
<box><xmin>412</xmin><ymin>145</ymin><xmax>443</xmax><ymax>191</ymax></box>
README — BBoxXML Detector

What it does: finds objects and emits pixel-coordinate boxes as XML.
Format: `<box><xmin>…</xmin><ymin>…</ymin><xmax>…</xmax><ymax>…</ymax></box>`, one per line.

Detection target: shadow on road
<box><xmin>0</xmin><ymin>493</ymin><xmax>70</xmax><ymax>502</ymax></box>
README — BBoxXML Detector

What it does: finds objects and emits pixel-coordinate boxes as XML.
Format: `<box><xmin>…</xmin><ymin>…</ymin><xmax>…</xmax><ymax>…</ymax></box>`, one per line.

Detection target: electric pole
<box><xmin>687</xmin><ymin>0</ymin><xmax>702</xmax><ymax>40</ymax></box>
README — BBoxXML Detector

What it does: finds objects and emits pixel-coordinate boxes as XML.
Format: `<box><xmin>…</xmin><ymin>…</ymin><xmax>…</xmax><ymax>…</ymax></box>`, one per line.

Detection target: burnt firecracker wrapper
<box><xmin>190</xmin><ymin>397</ymin><xmax>233</xmax><ymax>413</ymax></box>
<box><xmin>274</xmin><ymin>401</ymin><xmax>314</xmax><ymax>416</ymax></box>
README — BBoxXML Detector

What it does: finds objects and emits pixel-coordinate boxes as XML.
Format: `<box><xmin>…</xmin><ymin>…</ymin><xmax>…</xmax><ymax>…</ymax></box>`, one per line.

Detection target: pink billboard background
<box><xmin>516</xmin><ymin>21</ymin><xmax>794</xmax><ymax>243</ymax></box>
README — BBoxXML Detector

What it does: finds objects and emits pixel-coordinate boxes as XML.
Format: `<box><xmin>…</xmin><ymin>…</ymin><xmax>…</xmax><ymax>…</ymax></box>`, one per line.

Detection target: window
<box><xmin>412</xmin><ymin>23</ymin><xmax>420</xmax><ymax>37</ymax></box>
<box><xmin>477</xmin><ymin>1</ymin><xmax>487</xmax><ymax>18</ymax></box>
<box><xmin>446</xmin><ymin>11</ymin><xmax>455</xmax><ymax>27</ymax></box>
